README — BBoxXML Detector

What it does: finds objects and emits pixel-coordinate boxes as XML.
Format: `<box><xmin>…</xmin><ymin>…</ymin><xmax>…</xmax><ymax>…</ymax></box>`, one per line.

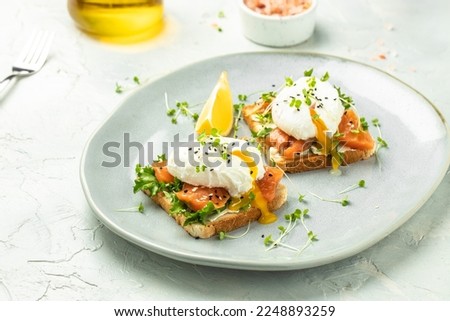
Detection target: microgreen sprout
<box><xmin>304</xmin><ymin>68</ymin><xmax>314</xmax><ymax>77</ymax></box>
<box><xmin>285</xmin><ymin>76</ymin><xmax>295</xmax><ymax>87</ymax></box>
<box><xmin>306</xmin><ymin>76</ymin><xmax>316</xmax><ymax>88</ymax></box>
<box><xmin>195</xmin><ymin>164</ymin><xmax>207</xmax><ymax>173</ymax></box>
<box><xmin>377</xmin><ymin>137</ymin><xmax>388</xmax><ymax>148</ymax></box>
<box><xmin>289</xmin><ymin>97</ymin><xmax>302</xmax><ymax>109</ymax></box>
<box><xmin>232</xmin><ymin>94</ymin><xmax>248</xmax><ymax>138</ymax></box>
<box><xmin>265</xmin><ymin>209</ymin><xmax>304</xmax><ymax>252</ymax></box>
<box><xmin>219</xmin><ymin>223</ymin><xmax>250</xmax><ymax>240</ymax></box>
<box><xmin>116</xmin><ymin>202</ymin><xmax>144</xmax><ymax>214</ymax></box>
<box><xmin>302</xmin><ymin>88</ymin><xmax>315</xmax><ymax>106</ymax></box>
<box><xmin>251</xmin><ymin>127</ymin><xmax>272</xmax><ymax>139</ymax></box>
<box><xmin>115</xmin><ymin>76</ymin><xmax>144</xmax><ymax>94</ymax></box>
<box><xmin>238</xmin><ymin>94</ymin><xmax>247</xmax><ymax>101</ymax></box>
<box><xmin>334</xmin><ymin>86</ymin><xmax>355</xmax><ymax>110</ymax></box>
<box><xmin>154</xmin><ymin>153</ymin><xmax>166</xmax><ymax>163</ymax></box>
<box><xmin>338</xmin><ymin>180</ymin><xmax>366</xmax><ymax>194</ymax></box>
<box><xmin>372</xmin><ymin>118</ymin><xmax>388</xmax><ymax>148</ymax></box>
<box><xmin>164</xmin><ymin>92</ymin><xmax>201</xmax><ymax>124</ymax></box>
<box><xmin>309</xmin><ymin>192</ymin><xmax>350</xmax><ymax>207</ymax></box>
<box><xmin>218</xmin><ymin>10</ymin><xmax>225</xmax><ymax>18</ymax></box>
<box><xmin>298</xmin><ymin>194</ymin><xmax>306</xmax><ymax>203</ymax></box>
<box><xmin>261</xmin><ymin>91</ymin><xmax>277</xmax><ymax>102</ymax></box>
<box><xmin>264</xmin><ymin>208</ymin><xmax>318</xmax><ymax>253</ymax></box>
<box><xmin>115</xmin><ymin>83</ymin><xmax>123</xmax><ymax>93</ymax></box>
<box><xmin>320</xmin><ymin>72</ymin><xmax>330</xmax><ymax>82</ymax></box>
<box><xmin>360</xmin><ymin>117</ymin><xmax>369</xmax><ymax>131</ymax></box>
<box><xmin>371</xmin><ymin>118</ymin><xmax>388</xmax><ymax>170</ymax></box>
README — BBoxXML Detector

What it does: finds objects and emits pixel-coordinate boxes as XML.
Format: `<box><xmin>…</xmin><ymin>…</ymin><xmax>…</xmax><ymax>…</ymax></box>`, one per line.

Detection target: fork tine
<box><xmin>16</xmin><ymin>30</ymin><xmax>40</xmax><ymax>64</ymax></box>
<box><xmin>15</xmin><ymin>31</ymin><xmax>54</xmax><ymax>71</ymax></box>
<box><xmin>26</xmin><ymin>31</ymin><xmax>46</xmax><ymax>64</ymax></box>
<box><xmin>31</xmin><ymin>32</ymin><xmax>54</xmax><ymax>67</ymax></box>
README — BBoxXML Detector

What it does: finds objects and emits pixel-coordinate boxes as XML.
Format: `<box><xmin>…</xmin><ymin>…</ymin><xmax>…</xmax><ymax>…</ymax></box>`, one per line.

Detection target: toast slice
<box><xmin>242</xmin><ymin>100</ymin><xmax>375</xmax><ymax>173</ymax></box>
<box><xmin>146</xmin><ymin>183</ymin><xmax>287</xmax><ymax>239</ymax></box>
<box><xmin>135</xmin><ymin>159</ymin><xmax>288</xmax><ymax>239</ymax></box>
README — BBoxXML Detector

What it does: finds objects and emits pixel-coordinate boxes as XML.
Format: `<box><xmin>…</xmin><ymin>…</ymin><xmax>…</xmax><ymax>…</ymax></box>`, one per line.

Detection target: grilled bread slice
<box><xmin>146</xmin><ymin>183</ymin><xmax>286</xmax><ymax>239</ymax></box>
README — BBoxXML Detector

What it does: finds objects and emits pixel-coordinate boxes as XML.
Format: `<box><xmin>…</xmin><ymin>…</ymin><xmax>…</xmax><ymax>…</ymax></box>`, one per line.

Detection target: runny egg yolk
<box><xmin>228</xmin><ymin>150</ymin><xmax>277</xmax><ymax>224</ymax></box>
<box><xmin>309</xmin><ymin>108</ymin><xmax>341</xmax><ymax>170</ymax></box>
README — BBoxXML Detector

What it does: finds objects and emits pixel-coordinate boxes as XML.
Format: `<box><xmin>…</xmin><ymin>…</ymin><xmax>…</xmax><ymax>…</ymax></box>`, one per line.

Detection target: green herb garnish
<box><xmin>289</xmin><ymin>97</ymin><xmax>302</xmax><ymax>109</ymax></box>
<box><xmin>261</xmin><ymin>91</ymin><xmax>277</xmax><ymax>102</ymax></box>
<box><xmin>264</xmin><ymin>208</ymin><xmax>318</xmax><ymax>253</ymax></box>
<box><xmin>183</xmin><ymin>202</ymin><xmax>217</xmax><ymax>226</ymax></box>
<box><xmin>285</xmin><ymin>76</ymin><xmax>295</xmax><ymax>87</ymax></box>
<box><xmin>164</xmin><ymin>93</ymin><xmax>201</xmax><ymax>124</ymax></box>
<box><xmin>377</xmin><ymin>136</ymin><xmax>388</xmax><ymax>148</ymax></box>
<box><xmin>338</xmin><ymin>180</ymin><xmax>366</xmax><ymax>194</ymax></box>
<box><xmin>334</xmin><ymin>86</ymin><xmax>354</xmax><ymax>110</ymax></box>
<box><xmin>298</xmin><ymin>194</ymin><xmax>306</xmax><ymax>203</ymax></box>
<box><xmin>372</xmin><ymin>118</ymin><xmax>388</xmax><ymax>170</ymax></box>
<box><xmin>115</xmin><ymin>202</ymin><xmax>145</xmax><ymax>214</ymax></box>
<box><xmin>251</xmin><ymin>126</ymin><xmax>272</xmax><ymax>139</ymax></box>
<box><xmin>360</xmin><ymin>117</ymin><xmax>369</xmax><ymax>131</ymax></box>
<box><xmin>219</xmin><ymin>223</ymin><xmax>251</xmax><ymax>240</ymax></box>
<box><xmin>309</xmin><ymin>191</ymin><xmax>350</xmax><ymax>207</ymax></box>
<box><xmin>154</xmin><ymin>153</ymin><xmax>166</xmax><ymax>163</ymax></box>
<box><xmin>232</xmin><ymin>94</ymin><xmax>248</xmax><ymax>138</ymax></box>
<box><xmin>195</xmin><ymin>164</ymin><xmax>207</xmax><ymax>173</ymax></box>
<box><xmin>304</xmin><ymin>68</ymin><xmax>314</xmax><ymax>77</ymax></box>
<box><xmin>115</xmin><ymin>83</ymin><xmax>123</xmax><ymax>93</ymax></box>
<box><xmin>306</xmin><ymin>76</ymin><xmax>316</xmax><ymax>88</ymax></box>
<box><xmin>320</xmin><ymin>72</ymin><xmax>330</xmax><ymax>82</ymax></box>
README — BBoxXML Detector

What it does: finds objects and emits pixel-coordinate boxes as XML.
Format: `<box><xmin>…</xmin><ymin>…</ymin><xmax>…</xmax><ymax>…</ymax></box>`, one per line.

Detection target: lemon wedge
<box><xmin>195</xmin><ymin>71</ymin><xmax>233</xmax><ymax>136</ymax></box>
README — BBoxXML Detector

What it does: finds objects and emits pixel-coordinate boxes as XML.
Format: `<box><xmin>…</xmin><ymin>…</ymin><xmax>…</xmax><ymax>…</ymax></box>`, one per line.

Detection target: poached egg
<box><xmin>167</xmin><ymin>137</ymin><xmax>265</xmax><ymax>197</ymax></box>
<box><xmin>271</xmin><ymin>76</ymin><xmax>345</xmax><ymax>140</ymax></box>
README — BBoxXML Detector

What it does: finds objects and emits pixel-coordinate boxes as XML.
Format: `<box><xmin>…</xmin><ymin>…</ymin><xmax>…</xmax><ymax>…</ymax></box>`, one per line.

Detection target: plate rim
<box><xmin>80</xmin><ymin>51</ymin><xmax>450</xmax><ymax>271</ymax></box>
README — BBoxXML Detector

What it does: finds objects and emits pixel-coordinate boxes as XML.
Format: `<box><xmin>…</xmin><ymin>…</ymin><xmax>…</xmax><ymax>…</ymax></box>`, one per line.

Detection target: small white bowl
<box><xmin>237</xmin><ymin>0</ymin><xmax>317</xmax><ymax>47</ymax></box>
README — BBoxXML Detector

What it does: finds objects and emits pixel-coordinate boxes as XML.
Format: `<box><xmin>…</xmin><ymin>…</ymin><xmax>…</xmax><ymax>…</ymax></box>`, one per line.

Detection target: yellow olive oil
<box><xmin>67</xmin><ymin>0</ymin><xmax>164</xmax><ymax>43</ymax></box>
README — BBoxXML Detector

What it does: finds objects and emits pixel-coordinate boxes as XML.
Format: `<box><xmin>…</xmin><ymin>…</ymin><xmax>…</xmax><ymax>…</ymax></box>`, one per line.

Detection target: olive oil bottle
<box><xmin>67</xmin><ymin>0</ymin><xmax>164</xmax><ymax>43</ymax></box>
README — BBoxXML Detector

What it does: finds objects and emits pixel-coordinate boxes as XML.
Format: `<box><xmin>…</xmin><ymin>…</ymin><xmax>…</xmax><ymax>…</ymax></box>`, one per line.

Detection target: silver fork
<box><xmin>0</xmin><ymin>31</ymin><xmax>55</xmax><ymax>96</ymax></box>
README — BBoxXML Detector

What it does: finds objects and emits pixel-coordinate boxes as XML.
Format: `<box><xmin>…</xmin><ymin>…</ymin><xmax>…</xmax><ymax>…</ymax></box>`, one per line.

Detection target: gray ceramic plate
<box><xmin>80</xmin><ymin>52</ymin><xmax>450</xmax><ymax>271</ymax></box>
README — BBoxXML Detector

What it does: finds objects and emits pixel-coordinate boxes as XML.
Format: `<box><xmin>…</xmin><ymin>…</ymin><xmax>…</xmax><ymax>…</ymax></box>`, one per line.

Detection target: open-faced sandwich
<box><xmin>242</xmin><ymin>70</ymin><xmax>376</xmax><ymax>173</ymax></box>
<box><xmin>134</xmin><ymin>135</ymin><xmax>287</xmax><ymax>238</ymax></box>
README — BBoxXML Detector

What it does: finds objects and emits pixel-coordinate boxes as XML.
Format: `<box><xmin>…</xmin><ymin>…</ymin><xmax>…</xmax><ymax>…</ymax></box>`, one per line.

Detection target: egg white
<box><xmin>167</xmin><ymin>137</ymin><xmax>265</xmax><ymax>197</ymax></box>
<box><xmin>271</xmin><ymin>77</ymin><xmax>345</xmax><ymax>140</ymax></box>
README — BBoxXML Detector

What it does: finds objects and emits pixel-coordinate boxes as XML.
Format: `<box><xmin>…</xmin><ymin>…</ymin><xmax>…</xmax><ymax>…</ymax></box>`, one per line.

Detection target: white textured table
<box><xmin>1</xmin><ymin>0</ymin><xmax>449</xmax><ymax>300</ymax></box>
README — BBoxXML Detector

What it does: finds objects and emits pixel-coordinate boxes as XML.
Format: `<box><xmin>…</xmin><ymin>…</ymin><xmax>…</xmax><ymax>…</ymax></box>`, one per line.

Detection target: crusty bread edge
<box><xmin>144</xmin><ymin>183</ymin><xmax>287</xmax><ymax>239</ymax></box>
<box><xmin>242</xmin><ymin>103</ymin><xmax>376</xmax><ymax>173</ymax></box>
